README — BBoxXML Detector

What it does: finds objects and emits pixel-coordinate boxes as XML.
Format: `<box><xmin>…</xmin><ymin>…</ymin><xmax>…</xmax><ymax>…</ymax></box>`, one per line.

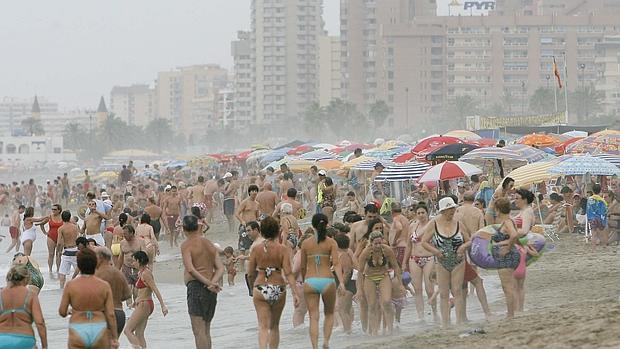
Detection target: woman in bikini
<box><xmin>300</xmin><ymin>213</ymin><xmax>346</xmax><ymax>349</ymax></box>
<box><xmin>111</xmin><ymin>213</ymin><xmax>128</xmax><ymax>267</ymax></box>
<box><xmin>20</xmin><ymin>207</ymin><xmax>46</xmax><ymax>257</ymax></box>
<box><xmin>247</xmin><ymin>216</ymin><xmax>299</xmax><ymax>349</ymax></box>
<box><xmin>38</xmin><ymin>204</ymin><xmax>64</xmax><ymax>275</ymax></box>
<box><xmin>0</xmin><ymin>265</ymin><xmax>47</xmax><ymax>349</ymax></box>
<box><xmin>356</xmin><ymin>228</ymin><xmax>402</xmax><ymax>336</ymax></box>
<box><xmin>136</xmin><ymin>213</ymin><xmax>159</xmax><ymax>269</ymax></box>
<box><xmin>513</xmin><ymin>188</ymin><xmax>535</xmax><ymax>313</ymax></box>
<box><xmin>403</xmin><ymin>202</ymin><xmax>437</xmax><ymax>322</ymax></box>
<box><xmin>59</xmin><ymin>248</ymin><xmax>118</xmax><ymax>349</ymax></box>
<box><xmin>421</xmin><ymin>197</ymin><xmax>471</xmax><ymax>329</ymax></box>
<box><xmin>124</xmin><ymin>251</ymin><xmax>168</xmax><ymax>349</ymax></box>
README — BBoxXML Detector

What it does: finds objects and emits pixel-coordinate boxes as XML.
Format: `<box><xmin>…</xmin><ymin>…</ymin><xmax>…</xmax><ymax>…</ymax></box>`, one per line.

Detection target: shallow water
<box><xmin>1</xmin><ymin>231</ymin><xmax>503</xmax><ymax>349</ymax></box>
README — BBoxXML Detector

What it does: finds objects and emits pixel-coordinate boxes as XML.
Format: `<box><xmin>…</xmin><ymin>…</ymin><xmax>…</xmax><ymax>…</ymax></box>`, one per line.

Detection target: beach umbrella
<box><xmin>555</xmin><ymin>137</ymin><xmax>585</xmax><ymax>155</ymax></box>
<box><xmin>549</xmin><ymin>154</ymin><xmax>620</xmax><ymax>176</ymax></box>
<box><xmin>566</xmin><ymin>129</ymin><xmax>620</xmax><ymax>155</ymax></box>
<box><xmin>417</xmin><ymin>161</ymin><xmax>482</xmax><ymax>182</ymax></box>
<box><xmin>464</xmin><ymin>138</ymin><xmax>497</xmax><ymax>147</ymax></box>
<box><xmin>312</xmin><ymin>143</ymin><xmax>337</xmax><ymax>150</ymax></box>
<box><xmin>317</xmin><ymin>159</ymin><xmax>343</xmax><ymax>171</ymax></box>
<box><xmin>443</xmin><ymin>130</ymin><xmax>482</xmax><ymax>141</ymax></box>
<box><xmin>287</xmin><ymin>144</ymin><xmax>313</xmax><ymax>156</ymax></box>
<box><xmin>425</xmin><ymin>143</ymin><xmax>479</xmax><ymax>162</ymax></box>
<box><xmin>300</xmin><ymin>149</ymin><xmax>338</xmax><ymax>161</ymax></box>
<box><xmin>594</xmin><ymin>154</ymin><xmax>620</xmax><ymax>168</ymax></box>
<box><xmin>411</xmin><ymin>136</ymin><xmax>462</xmax><ymax>154</ymax></box>
<box><xmin>517</xmin><ymin>133</ymin><xmax>561</xmax><ymax>147</ymax></box>
<box><xmin>285</xmin><ymin>159</ymin><xmax>315</xmax><ymax>173</ymax></box>
<box><xmin>562</xmin><ymin>130</ymin><xmax>588</xmax><ymax>138</ymax></box>
<box><xmin>246</xmin><ymin>149</ymin><xmax>271</xmax><ymax>164</ymax></box>
<box><xmin>341</xmin><ymin>156</ymin><xmax>377</xmax><ymax>169</ymax></box>
<box><xmin>377</xmin><ymin>140</ymin><xmax>409</xmax><ymax>150</ymax></box>
<box><xmin>392</xmin><ymin>152</ymin><xmax>415</xmax><ymax>164</ymax></box>
<box><xmin>374</xmin><ymin>162</ymin><xmax>431</xmax><ymax>182</ymax></box>
<box><xmin>166</xmin><ymin>160</ymin><xmax>187</xmax><ymax>169</ymax></box>
<box><xmin>460</xmin><ymin>144</ymin><xmax>547</xmax><ymax>166</ymax></box>
<box><xmin>353</xmin><ymin>159</ymin><xmax>395</xmax><ymax>171</ymax></box>
<box><xmin>507</xmin><ymin>160</ymin><xmax>563</xmax><ymax>188</ymax></box>
<box><xmin>260</xmin><ymin>148</ymin><xmax>292</xmax><ymax>166</ymax></box>
<box><xmin>365</xmin><ymin>146</ymin><xmax>410</xmax><ymax>160</ymax></box>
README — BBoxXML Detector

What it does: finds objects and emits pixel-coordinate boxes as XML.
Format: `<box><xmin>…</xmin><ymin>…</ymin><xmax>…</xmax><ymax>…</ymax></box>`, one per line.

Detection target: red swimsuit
<box><xmin>48</xmin><ymin>217</ymin><xmax>63</xmax><ymax>243</ymax></box>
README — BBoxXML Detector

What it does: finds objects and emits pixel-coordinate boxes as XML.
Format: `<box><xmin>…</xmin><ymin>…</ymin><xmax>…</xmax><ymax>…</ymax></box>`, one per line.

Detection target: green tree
<box><xmin>302</xmin><ymin>102</ymin><xmax>326</xmax><ymax>139</ymax></box>
<box><xmin>502</xmin><ymin>88</ymin><xmax>515</xmax><ymax>116</ymax></box>
<box><xmin>529</xmin><ymin>87</ymin><xmax>565</xmax><ymax>115</ymax></box>
<box><xmin>570</xmin><ymin>85</ymin><xmax>604</xmax><ymax>123</ymax></box>
<box><xmin>21</xmin><ymin>117</ymin><xmax>45</xmax><ymax>136</ymax></box>
<box><xmin>368</xmin><ymin>100</ymin><xmax>390</xmax><ymax>128</ymax></box>
<box><xmin>446</xmin><ymin>95</ymin><xmax>478</xmax><ymax>129</ymax></box>
<box><xmin>62</xmin><ymin>122</ymin><xmax>87</xmax><ymax>151</ymax></box>
<box><xmin>97</xmin><ymin>114</ymin><xmax>135</xmax><ymax>153</ymax></box>
<box><xmin>324</xmin><ymin>99</ymin><xmax>367</xmax><ymax>139</ymax></box>
<box><xmin>144</xmin><ymin>118</ymin><xmax>173</xmax><ymax>153</ymax></box>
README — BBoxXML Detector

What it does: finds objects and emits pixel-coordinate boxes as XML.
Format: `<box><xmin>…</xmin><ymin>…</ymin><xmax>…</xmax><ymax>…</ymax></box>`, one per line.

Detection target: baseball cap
<box><xmin>318</xmin><ymin>170</ymin><xmax>327</xmax><ymax>176</ymax></box>
<box><xmin>223</xmin><ymin>172</ymin><xmax>233</xmax><ymax>179</ymax></box>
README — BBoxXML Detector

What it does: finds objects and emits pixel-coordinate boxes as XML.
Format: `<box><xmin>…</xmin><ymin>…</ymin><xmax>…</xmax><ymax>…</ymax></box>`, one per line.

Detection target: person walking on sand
<box><xmin>248</xmin><ymin>216</ymin><xmax>299</xmax><ymax>349</ymax></box>
<box><xmin>300</xmin><ymin>213</ymin><xmax>346</xmax><ymax>349</ymax></box>
<box><xmin>6</xmin><ymin>205</ymin><xmax>25</xmax><ymax>253</ymax></box>
<box><xmin>162</xmin><ymin>186</ymin><xmax>182</xmax><ymax>248</ymax></box>
<box><xmin>58</xmin><ymin>248</ymin><xmax>118</xmax><ymax>349</ymax></box>
<box><xmin>116</xmin><ymin>225</ymin><xmax>147</xmax><ymax>306</ymax></box>
<box><xmin>95</xmin><ymin>246</ymin><xmax>132</xmax><ymax>340</ymax></box>
<box><xmin>0</xmin><ymin>265</ymin><xmax>48</xmax><ymax>349</ymax></box>
<box><xmin>38</xmin><ymin>203</ymin><xmax>64</xmax><ymax>275</ymax></box>
<box><xmin>124</xmin><ymin>251</ymin><xmax>168</xmax><ymax>349</ymax></box>
<box><xmin>235</xmin><ymin>185</ymin><xmax>260</xmax><ymax>256</ymax></box>
<box><xmin>181</xmin><ymin>215</ymin><xmax>225</xmax><ymax>349</ymax></box>
<box><xmin>57</xmin><ymin>210</ymin><xmax>80</xmax><ymax>289</ymax></box>
<box><xmin>21</xmin><ymin>207</ymin><xmax>47</xmax><ymax>256</ymax></box>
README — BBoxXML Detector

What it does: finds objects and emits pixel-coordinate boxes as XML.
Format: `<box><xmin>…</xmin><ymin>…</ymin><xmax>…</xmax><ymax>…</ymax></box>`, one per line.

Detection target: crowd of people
<box><xmin>0</xmin><ymin>154</ymin><xmax>618</xmax><ymax>349</ymax></box>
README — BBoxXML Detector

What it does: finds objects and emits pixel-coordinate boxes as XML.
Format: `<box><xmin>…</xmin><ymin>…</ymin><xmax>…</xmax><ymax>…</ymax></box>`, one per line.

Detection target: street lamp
<box><xmin>521</xmin><ymin>81</ymin><xmax>526</xmax><ymax>116</ymax></box>
<box><xmin>579</xmin><ymin>63</ymin><xmax>586</xmax><ymax>89</ymax></box>
<box><xmin>405</xmin><ymin>87</ymin><xmax>409</xmax><ymax>130</ymax></box>
<box><xmin>546</xmin><ymin>74</ymin><xmax>550</xmax><ymax>89</ymax></box>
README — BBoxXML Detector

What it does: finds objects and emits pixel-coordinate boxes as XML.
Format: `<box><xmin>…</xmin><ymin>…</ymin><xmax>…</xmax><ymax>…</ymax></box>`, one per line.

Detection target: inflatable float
<box><xmin>468</xmin><ymin>224</ymin><xmax>546</xmax><ymax>270</ymax></box>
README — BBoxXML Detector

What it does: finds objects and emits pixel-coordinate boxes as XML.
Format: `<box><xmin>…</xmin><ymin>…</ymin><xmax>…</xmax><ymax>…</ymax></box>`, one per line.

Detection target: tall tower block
<box><xmin>96</xmin><ymin>96</ymin><xmax>108</xmax><ymax>127</ymax></box>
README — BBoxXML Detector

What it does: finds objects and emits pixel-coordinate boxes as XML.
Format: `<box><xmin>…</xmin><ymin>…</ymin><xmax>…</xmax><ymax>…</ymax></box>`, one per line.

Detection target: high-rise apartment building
<box><xmin>340</xmin><ymin>0</ymin><xmax>436</xmax><ymax>113</ymax></box>
<box><xmin>250</xmin><ymin>0</ymin><xmax>323</xmax><ymax>124</ymax></box>
<box><xmin>382</xmin><ymin>14</ymin><xmax>620</xmax><ymax>128</ymax></box>
<box><xmin>595</xmin><ymin>35</ymin><xmax>620</xmax><ymax>116</ymax></box>
<box><xmin>154</xmin><ymin>65</ymin><xmax>228</xmax><ymax>140</ymax></box>
<box><xmin>231</xmin><ymin>31</ymin><xmax>253</xmax><ymax>128</ymax></box>
<box><xmin>318</xmin><ymin>35</ymin><xmax>342</xmax><ymax>106</ymax></box>
<box><xmin>110</xmin><ymin>84</ymin><xmax>155</xmax><ymax>127</ymax></box>
<box><xmin>495</xmin><ymin>0</ymin><xmax>620</xmax><ymax>16</ymax></box>
<box><xmin>0</xmin><ymin>97</ymin><xmax>58</xmax><ymax>136</ymax></box>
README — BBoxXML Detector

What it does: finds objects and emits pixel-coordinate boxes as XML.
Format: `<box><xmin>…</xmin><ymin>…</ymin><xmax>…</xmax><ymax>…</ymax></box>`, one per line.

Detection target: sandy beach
<box><xmin>3</xmin><ymin>224</ymin><xmax>618</xmax><ymax>348</ymax></box>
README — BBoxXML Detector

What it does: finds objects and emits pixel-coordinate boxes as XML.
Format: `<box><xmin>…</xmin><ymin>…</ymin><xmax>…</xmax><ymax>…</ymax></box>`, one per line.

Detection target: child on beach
<box><xmin>342</xmin><ymin>191</ymin><xmax>363</xmax><ymax>215</ymax></box>
<box><xmin>391</xmin><ymin>274</ymin><xmax>407</xmax><ymax>325</ymax></box>
<box><xmin>223</xmin><ymin>246</ymin><xmax>237</xmax><ymax>286</ymax></box>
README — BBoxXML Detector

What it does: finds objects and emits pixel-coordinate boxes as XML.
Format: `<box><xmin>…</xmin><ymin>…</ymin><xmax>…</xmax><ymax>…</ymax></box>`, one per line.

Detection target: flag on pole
<box><xmin>553</xmin><ymin>57</ymin><xmax>563</xmax><ymax>89</ymax></box>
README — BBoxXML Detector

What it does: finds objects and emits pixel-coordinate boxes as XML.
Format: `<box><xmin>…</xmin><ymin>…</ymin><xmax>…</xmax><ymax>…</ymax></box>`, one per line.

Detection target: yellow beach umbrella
<box><xmin>444</xmin><ymin>130</ymin><xmax>482</xmax><ymax>141</ymax></box>
<box><xmin>341</xmin><ymin>156</ymin><xmax>378</xmax><ymax>169</ymax></box>
<box><xmin>508</xmin><ymin>160</ymin><xmax>561</xmax><ymax>188</ymax></box>
<box><xmin>317</xmin><ymin>159</ymin><xmax>343</xmax><ymax>171</ymax></box>
<box><xmin>287</xmin><ymin>159</ymin><xmax>315</xmax><ymax>173</ymax></box>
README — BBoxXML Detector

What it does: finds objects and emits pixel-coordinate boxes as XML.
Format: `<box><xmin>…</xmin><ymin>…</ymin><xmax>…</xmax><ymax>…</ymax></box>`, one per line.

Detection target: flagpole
<box><xmin>563</xmin><ymin>52</ymin><xmax>570</xmax><ymax>125</ymax></box>
<box><xmin>554</xmin><ymin>82</ymin><xmax>558</xmax><ymax>113</ymax></box>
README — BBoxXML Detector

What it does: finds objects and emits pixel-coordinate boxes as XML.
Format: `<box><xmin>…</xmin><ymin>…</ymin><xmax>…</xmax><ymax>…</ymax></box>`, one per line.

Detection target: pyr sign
<box><xmin>436</xmin><ymin>0</ymin><xmax>497</xmax><ymax>16</ymax></box>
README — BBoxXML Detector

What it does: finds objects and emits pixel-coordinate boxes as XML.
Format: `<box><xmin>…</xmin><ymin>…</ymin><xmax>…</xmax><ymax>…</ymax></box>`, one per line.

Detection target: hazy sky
<box><xmin>0</xmin><ymin>1</ymin><xmax>339</xmax><ymax>109</ymax></box>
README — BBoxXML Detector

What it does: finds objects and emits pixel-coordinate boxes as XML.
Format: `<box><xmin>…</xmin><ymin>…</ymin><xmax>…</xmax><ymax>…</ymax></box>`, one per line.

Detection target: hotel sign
<box><xmin>437</xmin><ymin>0</ymin><xmax>496</xmax><ymax>16</ymax></box>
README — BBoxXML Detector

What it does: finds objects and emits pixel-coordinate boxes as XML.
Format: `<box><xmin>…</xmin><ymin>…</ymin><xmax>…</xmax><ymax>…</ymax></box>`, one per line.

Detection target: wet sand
<box><xmin>353</xmin><ymin>234</ymin><xmax>620</xmax><ymax>349</ymax></box>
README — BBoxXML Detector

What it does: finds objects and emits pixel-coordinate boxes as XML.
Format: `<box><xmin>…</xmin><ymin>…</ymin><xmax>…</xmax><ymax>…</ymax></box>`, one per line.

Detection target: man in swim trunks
<box><xmin>223</xmin><ymin>171</ymin><xmax>240</xmax><ymax>234</ymax></box>
<box><xmin>203</xmin><ymin>177</ymin><xmax>220</xmax><ymax>223</ymax></box>
<box><xmin>6</xmin><ymin>205</ymin><xmax>24</xmax><ymax>253</ymax></box>
<box><xmin>349</xmin><ymin>204</ymin><xmax>380</xmax><ymax>252</ymax></box>
<box><xmin>95</xmin><ymin>246</ymin><xmax>131</xmax><ymax>339</ymax></box>
<box><xmin>162</xmin><ymin>185</ymin><xmax>182</xmax><ymax>248</ymax></box>
<box><xmin>256</xmin><ymin>182</ymin><xmax>278</xmax><ymax>219</ymax></box>
<box><xmin>273</xmin><ymin>188</ymin><xmax>303</xmax><ymax>220</ymax></box>
<box><xmin>61</xmin><ymin>173</ymin><xmax>70</xmax><ymax>207</ymax></box>
<box><xmin>235</xmin><ymin>185</ymin><xmax>260</xmax><ymax>254</ymax></box>
<box><xmin>389</xmin><ymin>202</ymin><xmax>410</xmax><ymax>268</ymax></box>
<box><xmin>144</xmin><ymin>197</ymin><xmax>163</xmax><ymax>240</ymax></box>
<box><xmin>181</xmin><ymin>216</ymin><xmax>224</xmax><ymax>349</ymax></box>
<box><xmin>82</xmin><ymin>200</ymin><xmax>108</xmax><ymax>247</ymax></box>
<box><xmin>116</xmin><ymin>225</ymin><xmax>147</xmax><ymax>305</ymax></box>
<box><xmin>58</xmin><ymin>210</ymin><xmax>80</xmax><ymax>289</ymax></box>
<box><xmin>235</xmin><ymin>221</ymin><xmax>263</xmax><ymax>296</ymax></box>
<box><xmin>189</xmin><ymin>176</ymin><xmax>206</xmax><ymax>207</ymax></box>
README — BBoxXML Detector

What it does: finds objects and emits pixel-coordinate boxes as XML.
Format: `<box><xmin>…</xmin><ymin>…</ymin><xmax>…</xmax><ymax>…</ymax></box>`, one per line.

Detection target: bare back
<box><xmin>181</xmin><ymin>236</ymin><xmax>218</xmax><ymax>284</ymax></box>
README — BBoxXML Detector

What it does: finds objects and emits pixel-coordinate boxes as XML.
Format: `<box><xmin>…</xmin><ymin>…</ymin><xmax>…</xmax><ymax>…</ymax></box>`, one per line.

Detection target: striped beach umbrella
<box><xmin>460</xmin><ymin>144</ymin><xmax>547</xmax><ymax>166</ymax></box>
<box><xmin>508</xmin><ymin>160</ymin><xmax>562</xmax><ymax>188</ymax></box>
<box><xmin>374</xmin><ymin>162</ymin><xmax>431</xmax><ymax>182</ymax></box>
<box><xmin>417</xmin><ymin>161</ymin><xmax>482</xmax><ymax>183</ymax></box>
<box><xmin>300</xmin><ymin>149</ymin><xmax>337</xmax><ymax>161</ymax></box>
<box><xmin>594</xmin><ymin>153</ymin><xmax>620</xmax><ymax>168</ymax></box>
<box><xmin>567</xmin><ymin>130</ymin><xmax>620</xmax><ymax>155</ymax></box>
<box><xmin>354</xmin><ymin>159</ymin><xmax>395</xmax><ymax>171</ymax></box>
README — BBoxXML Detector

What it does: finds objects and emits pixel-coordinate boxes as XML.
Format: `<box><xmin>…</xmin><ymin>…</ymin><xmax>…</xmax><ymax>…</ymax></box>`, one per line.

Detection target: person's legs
<box><xmin>436</xmin><ymin>264</ymin><xmax>452</xmax><ymax>329</ymax></box>
<box><xmin>362</xmin><ymin>279</ymin><xmax>378</xmax><ymax>336</ymax></box>
<box><xmin>379</xmin><ymin>276</ymin><xmax>394</xmax><ymax>334</ymax></box>
<box><xmin>292</xmin><ymin>283</ymin><xmax>307</xmax><ymax>328</ymax></box>
<box><xmin>423</xmin><ymin>260</ymin><xmax>438</xmax><ymax>321</ymax></box>
<box><xmin>515</xmin><ymin>277</ymin><xmax>525</xmax><ymax>313</ymax></box>
<box><xmin>124</xmin><ymin>302</ymin><xmax>148</xmax><ymax>347</ymax></box>
<box><xmin>321</xmin><ymin>284</ymin><xmax>337</xmax><ymax>348</ymax></box>
<box><xmin>341</xmin><ymin>291</ymin><xmax>354</xmax><ymax>333</ymax></box>
<box><xmin>322</xmin><ymin>206</ymin><xmax>334</xmax><ymax>224</ymax></box>
<box><xmin>190</xmin><ymin>316</ymin><xmax>209</xmax><ymax>349</ymax></box>
<box><xmin>471</xmin><ymin>277</ymin><xmax>492</xmax><ymax>319</ymax></box>
<box><xmin>450</xmin><ymin>263</ymin><xmax>465</xmax><ymax>325</ymax></box>
<box><xmin>253</xmin><ymin>289</ymin><xmax>274</xmax><ymax>349</ymax></box>
<box><xmin>269</xmin><ymin>292</ymin><xmax>287</xmax><ymax>349</ymax></box>
<box><xmin>497</xmin><ymin>269</ymin><xmax>516</xmax><ymax>319</ymax></box>
<box><xmin>135</xmin><ymin>311</ymin><xmax>149</xmax><ymax>348</ymax></box>
<box><xmin>304</xmin><ymin>287</ymin><xmax>321</xmax><ymax>349</ymax></box>
<box><xmin>46</xmin><ymin>238</ymin><xmax>56</xmax><ymax>274</ymax></box>
<box><xmin>410</xmin><ymin>261</ymin><xmax>425</xmax><ymax>320</ymax></box>
<box><xmin>55</xmin><ymin>242</ymin><xmax>62</xmax><ymax>272</ymax></box>
<box><xmin>359</xmin><ymin>292</ymin><xmax>368</xmax><ymax>333</ymax></box>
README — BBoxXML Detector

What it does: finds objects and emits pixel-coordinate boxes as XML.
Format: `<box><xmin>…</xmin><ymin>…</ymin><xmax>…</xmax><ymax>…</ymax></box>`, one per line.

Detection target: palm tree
<box><xmin>21</xmin><ymin>117</ymin><xmax>45</xmax><ymax>136</ymax></box>
<box><xmin>446</xmin><ymin>95</ymin><xmax>478</xmax><ymax>129</ymax></box>
<box><xmin>368</xmin><ymin>100</ymin><xmax>390</xmax><ymax>128</ymax></box>
<box><xmin>62</xmin><ymin>123</ymin><xmax>86</xmax><ymax>150</ymax></box>
<box><xmin>529</xmin><ymin>87</ymin><xmax>565</xmax><ymax>115</ymax></box>
<box><xmin>302</xmin><ymin>102</ymin><xmax>326</xmax><ymax>139</ymax></box>
<box><xmin>570</xmin><ymin>85</ymin><xmax>604</xmax><ymax>123</ymax></box>
<box><xmin>144</xmin><ymin>118</ymin><xmax>173</xmax><ymax>153</ymax></box>
<box><xmin>324</xmin><ymin>99</ymin><xmax>367</xmax><ymax>139</ymax></box>
<box><xmin>97</xmin><ymin>114</ymin><xmax>134</xmax><ymax>153</ymax></box>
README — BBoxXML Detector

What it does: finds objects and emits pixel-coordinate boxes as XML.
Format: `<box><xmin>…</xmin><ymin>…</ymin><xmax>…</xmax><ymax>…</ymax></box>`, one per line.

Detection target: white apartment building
<box><xmin>231</xmin><ymin>31</ymin><xmax>253</xmax><ymax>128</ymax></box>
<box><xmin>595</xmin><ymin>36</ymin><xmax>620</xmax><ymax>116</ymax></box>
<box><xmin>318</xmin><ymin>34</ymin><xmax>341</xmax><ymax>106</ymax></box>
<box><xmin>110</xmin><ymin>84</ymin><xmax>155</xmax><ymax>127</ymax></box>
